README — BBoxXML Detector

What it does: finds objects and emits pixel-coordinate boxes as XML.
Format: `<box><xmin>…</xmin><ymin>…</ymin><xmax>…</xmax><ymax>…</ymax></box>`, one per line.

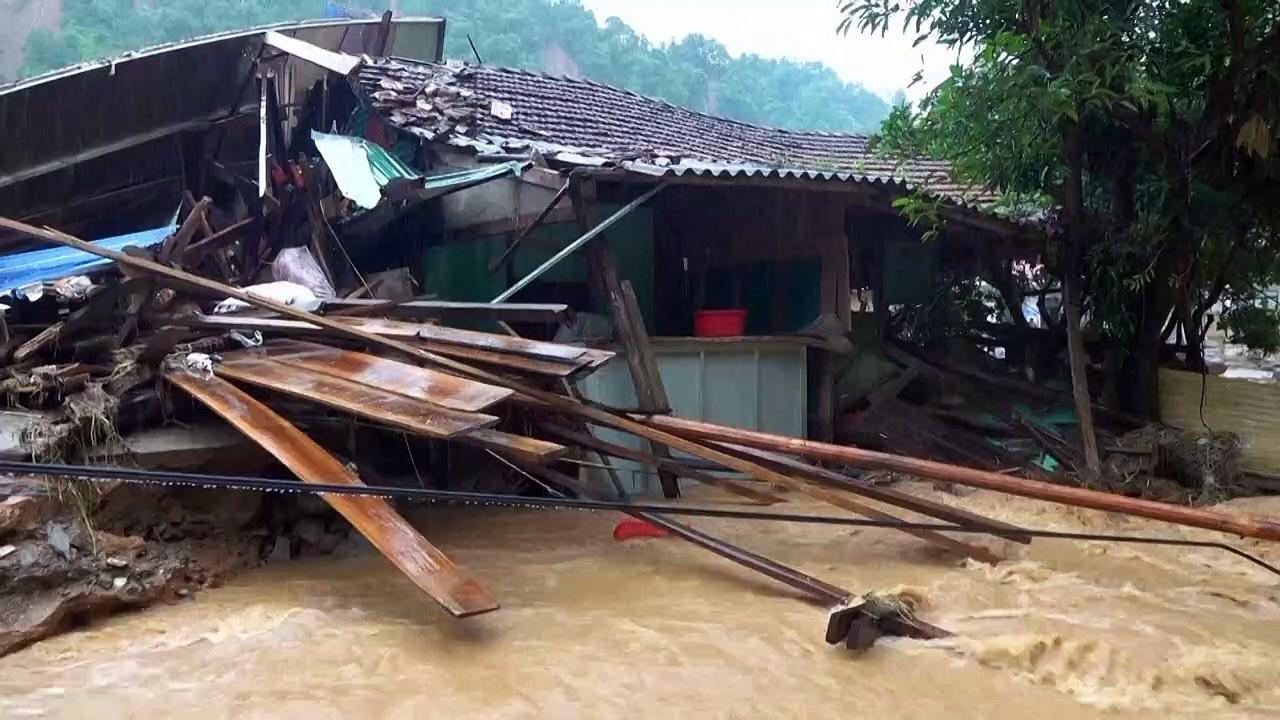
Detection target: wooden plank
<box><xmin>410</xmin><ymin>322</ymin><xmax>588</xmax><ymax>362</ymax></box>
<box><xmin>30</xmin><ymin>220</ymin><xmax>1275</xmax><ymax>544</ymax></box>
<box><xmin>541</xmin><ymin>424</ymin><xmax>784</xmax><ymax>505</ymax></box>
<box><xmin>259</xmin><ymin>339</ymin><xmax>513</xmax><ymax>413</ymax></box>
<box><xmin>321</xmin><ymin>299</ymin><xmax>573</xmax><ymax>324</ymax></box>
<box><xmin>400</xmin><ymin>341</ymin><xmax>583</xmax><ymax>378</ymax></box>
<box><xmin>178</xmin><ymin>315</ymin><xmax>598</xmax><ymax>373</ymax></box>
<box><xmin>215</xmin><ymin>356</ymin><xmax>499</xmax><ymax>438</ymax></box>
<box><xmin>462</xmin><ymin>428</ymin><xmax>568</xmax><ymax>464</ymax></box>
<box><xmin>165</xmin><ymin>372</ymin><xmax>498</xmax><ymax>618</ymax></box>
<box><xmin>263</xmin><ymin>31</ymin><xmax>362</xmax><ymax>75</ymax></box>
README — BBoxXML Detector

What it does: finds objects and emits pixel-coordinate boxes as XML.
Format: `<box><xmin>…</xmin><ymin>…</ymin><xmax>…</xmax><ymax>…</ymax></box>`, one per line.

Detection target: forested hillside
<box><xmin>18</xmin><ymin>0</ymin><xmax>892</xmax><ymax>133</ymax></box>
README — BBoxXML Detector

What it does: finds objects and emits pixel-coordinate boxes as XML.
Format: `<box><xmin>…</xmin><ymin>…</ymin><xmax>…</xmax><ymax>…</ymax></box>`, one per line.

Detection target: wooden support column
<box><xmin>570</xmin><ymin>178</ymin><xmax>681</xmax><ymax>498</ymax></box>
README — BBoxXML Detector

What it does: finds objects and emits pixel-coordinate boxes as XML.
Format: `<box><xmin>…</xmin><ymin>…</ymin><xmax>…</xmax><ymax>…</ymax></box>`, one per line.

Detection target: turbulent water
<box><xmin>2</xmin><ymin>484</ymin><xmax>1280</xmax><ymax>719</ymax></box>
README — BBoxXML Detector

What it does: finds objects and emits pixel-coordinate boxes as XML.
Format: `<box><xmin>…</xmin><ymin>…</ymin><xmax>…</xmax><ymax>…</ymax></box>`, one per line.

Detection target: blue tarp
<box><xmin>0</xmin><ymin>224</ymin><xmax>176</xmax><ymax>295</ymax></box>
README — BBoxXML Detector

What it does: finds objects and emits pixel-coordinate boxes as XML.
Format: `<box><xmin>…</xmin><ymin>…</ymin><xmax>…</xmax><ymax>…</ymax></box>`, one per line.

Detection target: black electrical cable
<box><xmin>4</xmin><ymin>460</ymin><xmax>1278</xmax><ymax>577</ymax></box>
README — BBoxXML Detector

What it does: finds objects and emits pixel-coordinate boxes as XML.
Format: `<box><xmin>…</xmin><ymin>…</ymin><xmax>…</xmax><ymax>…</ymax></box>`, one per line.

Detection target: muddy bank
<box><xmin>0</xmin><ymin>478</ymin><xmax>348</xmax><ymax>657</ymax></box>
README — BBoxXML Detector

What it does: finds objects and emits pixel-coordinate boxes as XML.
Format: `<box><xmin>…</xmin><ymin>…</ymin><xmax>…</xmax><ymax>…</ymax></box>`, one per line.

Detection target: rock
<box><xmin>105</xmin><ymin>556</ymin><xmax>129</xmax><ymax>568</ymax></box>
<box><xmin>0</xmin><ymin>494</ymin><xmax>56</xmax><ymax>535</ymax></box>
<box><xmin>46</xmin><ymin>522</ymin><xmax>74</xmax><ymax>560</ymax></box>
<box><xmin>0</xmin><ymin>545</ymin><xmax>14</xmax><ymax>560</ymax></box>
<box><xmin>266</xmin><ymin>537</ymin><xmax>292</xmax><ymax>564</ymax></box>
<box><xmin>112</xmin><ymin>576</ymin><xmax>127</xmax><ymax>590</ymax></box>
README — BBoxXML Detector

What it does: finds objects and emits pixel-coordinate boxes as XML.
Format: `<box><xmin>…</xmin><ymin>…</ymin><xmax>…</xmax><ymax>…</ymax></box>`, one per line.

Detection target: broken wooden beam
<box><xmin>713</xmin><ymin>441</ymin><xmax>1032</xmax><ymax>543</ymax></box>
<box><xmin>165</xmin><ymin>371</ymin><xmax>499</xmax><ymax>618</ymax></box>
<box><xmin>645</xmin><ymin>415</ymin><xmax>1280</xmax><ymax>542</ymax></box>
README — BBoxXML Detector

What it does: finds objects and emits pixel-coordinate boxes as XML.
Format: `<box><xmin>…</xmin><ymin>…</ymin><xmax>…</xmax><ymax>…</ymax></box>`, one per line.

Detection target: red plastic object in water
<box><xmin>613</xmin><ymin>518</ymin><xmax>670</xmax><ymax>541</ymax></box>
<box><xmin>693</xmin><ymin>309</ymin><xmax>748</xmax><ymax>337</ymax></box>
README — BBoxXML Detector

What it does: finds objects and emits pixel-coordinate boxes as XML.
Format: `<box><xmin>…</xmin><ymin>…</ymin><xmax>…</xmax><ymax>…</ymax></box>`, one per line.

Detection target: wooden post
<box><xmin>570</xmin><ymin>178</ymin><xmax>681</xmax><ymax>498</ymax></box>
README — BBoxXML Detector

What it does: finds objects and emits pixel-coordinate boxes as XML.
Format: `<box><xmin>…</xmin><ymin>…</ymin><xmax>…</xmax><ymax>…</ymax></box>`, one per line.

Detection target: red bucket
<box><xmin>693</xmin><ymin>309</ymin><xmax>747</xmax><ymax>337</ymax></box>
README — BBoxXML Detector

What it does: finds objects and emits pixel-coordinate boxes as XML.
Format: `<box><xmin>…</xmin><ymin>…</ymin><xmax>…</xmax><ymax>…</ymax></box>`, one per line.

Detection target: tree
<box><xmin>21</xmin><ymin>0</ymin><xmax>892</xmax><ymax>133</ymax></box>
<box><xmin>844</xmin><ymin>0</ymin><xmax>1280</xmax><ymax>424</ymax></box>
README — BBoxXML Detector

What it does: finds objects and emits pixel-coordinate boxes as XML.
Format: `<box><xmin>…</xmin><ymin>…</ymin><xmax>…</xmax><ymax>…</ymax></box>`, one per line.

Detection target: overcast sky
<box><xmin>579</xmin><ymin>0</ymin><xmax>961</xmax><ymax>102</ymax></box>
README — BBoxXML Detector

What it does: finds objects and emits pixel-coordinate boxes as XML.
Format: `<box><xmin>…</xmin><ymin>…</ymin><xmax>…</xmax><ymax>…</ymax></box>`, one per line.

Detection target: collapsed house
<box><xmin>2</xmin><ymin>15</ymin><xmax>1276</xmax><ymax>657</ymax></box>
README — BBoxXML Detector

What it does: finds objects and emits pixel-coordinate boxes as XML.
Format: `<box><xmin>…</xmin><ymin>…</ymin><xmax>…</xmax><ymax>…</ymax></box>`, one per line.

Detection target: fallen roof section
<box><xmin>0</xmin><ymin>17</ymin><xmax>446</xmax><ymax>227</ymax></box>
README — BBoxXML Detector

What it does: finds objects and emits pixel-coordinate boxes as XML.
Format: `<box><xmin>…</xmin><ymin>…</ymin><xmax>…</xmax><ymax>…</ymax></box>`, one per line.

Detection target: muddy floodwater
<box><xmin>3</xmin><ymin>484</ymin><xmax>1280</xmax><ymax>719</ymax></box>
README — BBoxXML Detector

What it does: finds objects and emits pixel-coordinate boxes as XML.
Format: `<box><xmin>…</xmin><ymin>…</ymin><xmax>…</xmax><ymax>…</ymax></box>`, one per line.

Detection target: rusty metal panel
<box><xmin>215</xmin><ymin>355</ymin><xmax>499</xmax><ymax>438</ymax></box>
<box><xmin>260</xmin><ymin>339</ymin><xmax>513</xmax><ymax>413</ymax></box>
<box><xmin>165</xmin><ymin>371</ymin><xmax>499</xmax><ymax>618</ymax></box>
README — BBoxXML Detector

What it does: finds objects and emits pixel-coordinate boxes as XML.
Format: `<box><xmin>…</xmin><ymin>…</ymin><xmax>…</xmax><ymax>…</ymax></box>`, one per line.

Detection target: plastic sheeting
<box><xmin>0</xmin><ymin>224</ymin><xmax>175</xmax><ymax>295</ymax></box>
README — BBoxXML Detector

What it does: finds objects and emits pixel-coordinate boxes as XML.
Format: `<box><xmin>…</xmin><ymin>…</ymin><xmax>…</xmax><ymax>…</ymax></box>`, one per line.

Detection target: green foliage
<box><xmin>18</xmin><ymin>0</ymin><xmax>893</xmax><ymax>134</ymax></box>
<box><xmin>1220</xmin><ymin>302</ymin><xmax>1280</xmax><ymax>355</ymax></box>
<box><xmin>842</xmin><ymin>0</ymin><xmax>1280</xmax><ymax>374</ymax></box>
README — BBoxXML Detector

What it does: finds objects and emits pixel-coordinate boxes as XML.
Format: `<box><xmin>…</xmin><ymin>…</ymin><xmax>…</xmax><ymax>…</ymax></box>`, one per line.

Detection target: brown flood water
<box><xmin>3</xmin><ymin>484</ymin><xmax>1280</xmax><ymax>719</ymax></box>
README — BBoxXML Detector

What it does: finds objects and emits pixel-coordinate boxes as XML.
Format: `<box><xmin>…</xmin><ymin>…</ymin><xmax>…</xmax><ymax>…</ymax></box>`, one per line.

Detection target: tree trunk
<box><xmin>1062</xmin><ymin>122</ymin><xmax>1102</xmax><ymax>477</ymax></box>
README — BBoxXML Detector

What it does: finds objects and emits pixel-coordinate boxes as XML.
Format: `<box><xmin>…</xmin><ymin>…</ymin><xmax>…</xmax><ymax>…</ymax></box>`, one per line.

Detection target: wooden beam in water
<box><xmin>647</xmin><ymin>414</ymin><xmax>1280</xmax><ymax>542</ymax></box>
<box><xmin>165</xmin><ymin>371</ymin><xmax>499</xmax><ymax>618</ymax></box>
<box><xmin>711</xmin><ymin>441</ymin><xmax>1033</xmax><ymax>544</ymax></box>
<box><xmin>540</xmin><ymin>424</ymin><xmax>785</xmax><ymax>505</ymax></box>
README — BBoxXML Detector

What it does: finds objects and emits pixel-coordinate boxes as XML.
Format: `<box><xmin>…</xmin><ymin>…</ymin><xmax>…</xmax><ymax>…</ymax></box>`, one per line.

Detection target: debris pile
<box><xmin>3</xmin><ymin>19</ymin><xmax>1280</xmax><ymax>662</ymax></box>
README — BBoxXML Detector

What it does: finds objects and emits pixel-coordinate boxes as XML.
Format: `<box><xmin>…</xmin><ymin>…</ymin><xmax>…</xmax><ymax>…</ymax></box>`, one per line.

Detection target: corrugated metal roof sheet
<box><xmin>353</xmin><ymin>59</ymin><xmax>1002</xmax><ymax>209</ymax></box>
<box><xmin>313</xmin><ymin>131</ymin><xmax>423</xmax><ymax>209</ymax></box>
<box><xmin>315</xmin><ymin>130</ymin><xmax>526</xmax><ymax>209</ymax></box>
<box><xmin>0</xmin><ymin>223</ymin><xmax>175</xmax><ymax>294</ymax></box>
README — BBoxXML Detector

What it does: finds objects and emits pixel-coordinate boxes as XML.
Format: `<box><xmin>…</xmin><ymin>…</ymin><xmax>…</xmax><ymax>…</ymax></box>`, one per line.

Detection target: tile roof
<box><xmin>355</xmin><ymin>58</ymin><xmax>1002</xmax><ymax>208</ymax></box>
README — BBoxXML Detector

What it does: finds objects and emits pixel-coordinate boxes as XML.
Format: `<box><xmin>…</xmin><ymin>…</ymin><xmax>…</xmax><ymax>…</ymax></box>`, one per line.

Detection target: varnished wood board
<box><xmin>165</xmin><ymin>371</ymin><xmax>500</xmax><ymax>618</ymax></box>
<box><xmin>255</xmin><ymin>339</ymin><xmax>513</xmax><ymax>412</ymax></box>
<box><xmin>215</xmin><ymin>356</ymin><xmax>499</xmax><ymax>438</ymax></box>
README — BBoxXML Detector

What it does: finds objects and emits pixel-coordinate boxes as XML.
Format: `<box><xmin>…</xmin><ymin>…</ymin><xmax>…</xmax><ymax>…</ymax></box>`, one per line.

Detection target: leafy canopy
<box><xmin>842</xmin><ymin>0</ymin><xmax>1280</xmax><ymax>370</ymax></box>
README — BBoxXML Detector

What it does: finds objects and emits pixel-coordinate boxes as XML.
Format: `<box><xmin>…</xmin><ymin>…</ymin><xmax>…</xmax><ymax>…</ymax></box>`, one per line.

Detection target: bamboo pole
<box><xmin>643</xmin><ymin>415</ymin><xmax>1280</xmax><ymax>542</ymax></box>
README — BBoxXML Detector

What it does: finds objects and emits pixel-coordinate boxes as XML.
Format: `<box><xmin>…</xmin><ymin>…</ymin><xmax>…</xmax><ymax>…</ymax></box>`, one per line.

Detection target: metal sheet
<box><xmin>261</xmin><ymin>339</ymin><xmax>513</xmax><ymax>412</ymax></box>
<box><xmin>215</xmin><ymin>355</ymin><xmax>499</xmax><ymax>438</ymax></box>
<box><xmin>0</xmin><ymin>223</ymin><xmax>175</xmax><ymax>294</ymax></box>
<box><xmin>165</xmin><ymin>371</ymin><xmax>499</xmax><ymax>618</ymax></box>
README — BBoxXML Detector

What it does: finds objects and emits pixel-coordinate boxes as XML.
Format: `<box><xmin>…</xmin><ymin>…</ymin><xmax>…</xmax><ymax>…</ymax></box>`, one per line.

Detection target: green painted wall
<box><xmin>421</xmin><ymin>204</ymin><xmax>655</xmax><ymax>328</ymax></box>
